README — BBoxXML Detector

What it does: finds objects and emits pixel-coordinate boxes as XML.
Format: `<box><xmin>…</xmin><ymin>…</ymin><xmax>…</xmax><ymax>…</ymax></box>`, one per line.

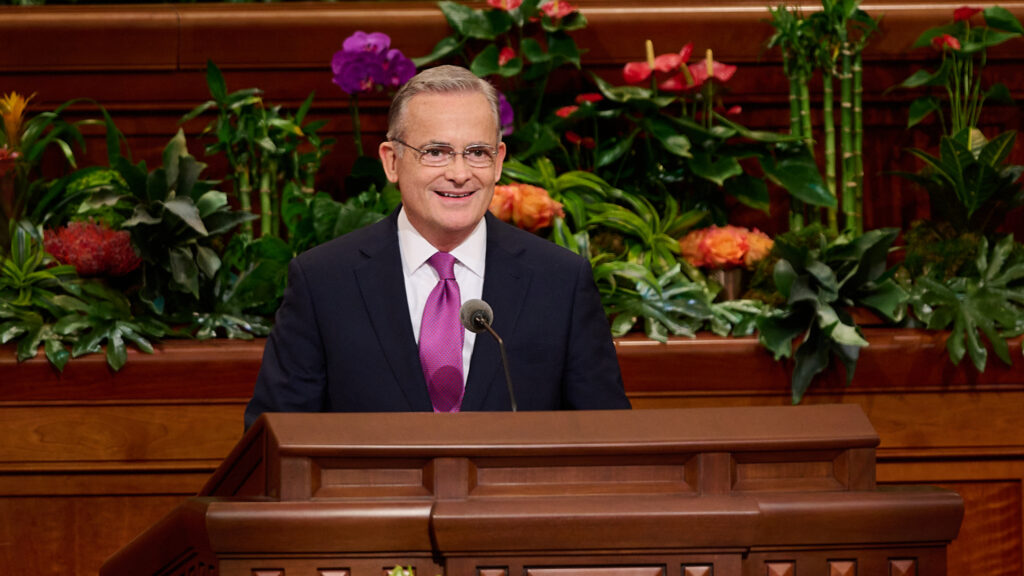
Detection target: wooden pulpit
<box><xmin>101</xmin><ymin>405</ymin><xmax>962</xmax><ymax>576</ymax></box>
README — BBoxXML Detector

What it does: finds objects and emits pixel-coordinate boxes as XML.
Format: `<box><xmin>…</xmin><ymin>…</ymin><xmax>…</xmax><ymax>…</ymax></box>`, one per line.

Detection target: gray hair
<box><xmin>386</xmin><ymin>65</ymin><xmax>502</xmax><ymax>145</ymax></box>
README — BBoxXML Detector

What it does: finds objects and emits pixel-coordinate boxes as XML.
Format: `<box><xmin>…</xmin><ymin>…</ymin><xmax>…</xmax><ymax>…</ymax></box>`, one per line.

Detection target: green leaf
<box><xmin>206</xmin><ymin>60</ymin><xmax>228</xmax><ymax>103</ymax></box>
<box><xmin>44</xmin><ymin>338</ymin><xmax>70</xmax><ymax>372</ymax></box>
<box><xmin>908</xmin><ymin>97</ymin><xmax>940</xmax><ymax>128</ymax></box>
<box><xmin>169</xmin><ymin>246</ymin><xmax>200</xmax><ymax>297</ymax></box>
<box><xmin>412</xmin><ymin>36</ymin><xmax>463</xmax><ymax>68</ymax></box>
<box><xmin>163</xmin><ymin>197</ymin><xmax>209</xmax><ymax>236</ymax></box>
<box><xmin>689</xmin><ymin>152</ymin><xmax>743</xmax><ymax>186</ymax></box>
<box><xmin>764</xmin><ymin>155</ymin><xmax>835</xmax><ymax>207</ymax></box>
<box><xmin>984</xmin><ymin>6</ymin><xmax>1024</xmax><ymax>34</ymax></box>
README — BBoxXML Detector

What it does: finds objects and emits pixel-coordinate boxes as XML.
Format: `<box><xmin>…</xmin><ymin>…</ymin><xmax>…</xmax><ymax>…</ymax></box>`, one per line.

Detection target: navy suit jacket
<box><xmin>244</xmin><ymin>209</ymin><xmax>630</xmax><ymax>428</ymax></box>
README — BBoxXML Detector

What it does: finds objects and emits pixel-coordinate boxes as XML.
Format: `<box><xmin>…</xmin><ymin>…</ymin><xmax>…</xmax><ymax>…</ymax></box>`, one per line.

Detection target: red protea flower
<box><xmin>44</xmin><ymin>220</ymin><xmax>141</xmax><ymax>277</ymax></box>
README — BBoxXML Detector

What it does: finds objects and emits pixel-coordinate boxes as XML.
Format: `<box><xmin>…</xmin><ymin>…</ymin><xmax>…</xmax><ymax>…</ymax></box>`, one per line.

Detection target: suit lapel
<box><xmin>353</xmin><ymin>211</ymin><xmax>434</xmax><ymax>411</ymax></box>
<box><xmin>461</xmin><ymin>215</ymin><xmax>532</xmax><ymax>410</ymax></box>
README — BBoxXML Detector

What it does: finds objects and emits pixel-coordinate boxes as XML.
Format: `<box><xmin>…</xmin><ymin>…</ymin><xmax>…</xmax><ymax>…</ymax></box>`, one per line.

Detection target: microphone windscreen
<box><xmin>460</xmin><ymin>299</ymin><xmax>494</xmax><ymax>333</ymax></box>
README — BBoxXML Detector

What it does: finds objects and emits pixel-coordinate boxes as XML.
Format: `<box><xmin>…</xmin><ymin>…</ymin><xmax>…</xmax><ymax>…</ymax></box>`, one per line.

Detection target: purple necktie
<box><xmin>420</xmin><ymin>252</ymin><xmax>464</xmax><ymax>412</ymax></box>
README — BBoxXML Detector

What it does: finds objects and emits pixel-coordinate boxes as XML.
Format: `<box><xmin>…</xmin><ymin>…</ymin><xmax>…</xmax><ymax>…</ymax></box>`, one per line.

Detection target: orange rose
<box><xmin>489</xmin><ymin>183</ymin><xmax>564</xmax><ymax>233</ymax></box>
<box><xmin>699</xmin><ymin>225</ymin><xmax>748</xmax><ymax>267</ymax></box>
<box><xmin>514</xmin><ymin>183</ymin><xmax>564</xmax><ymax>232</ymax></box>
<box><xmin>490</xmin><ymin>184</ymin><xmax>517</xmax><ymax>222</ymax></box>
<box><xmin>744</xmin><ymin>228</ymin><xmax>774</xmax><ymax>268</ymax></box>
<box><xmin>679</xmin><ymin>227</ymin><xmax>708</xmax><ymax>267</ymax></box>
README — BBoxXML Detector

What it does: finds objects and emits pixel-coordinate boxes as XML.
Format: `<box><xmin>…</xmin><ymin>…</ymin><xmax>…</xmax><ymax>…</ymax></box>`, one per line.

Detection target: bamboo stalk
<box><xmin>853</xmin><ymin>50</ymin><xmax>864</xmax><ymax>235</ymax></box>
<box><xmin>840</xmin><ymin>40</ymin><xmax>856</xmax><ymax>235</ymax></box>
<box><xmin>823</xmin><ymin>70</ymin><xmax>838</xmax><ymax>233</ymax></box>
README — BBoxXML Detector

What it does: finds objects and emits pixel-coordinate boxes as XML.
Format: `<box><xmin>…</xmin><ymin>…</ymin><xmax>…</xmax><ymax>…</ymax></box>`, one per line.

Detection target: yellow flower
<box><xmin>0</xmin><ymin>92</ymin><xmax>35</xmax><ymax>149</ymax></box>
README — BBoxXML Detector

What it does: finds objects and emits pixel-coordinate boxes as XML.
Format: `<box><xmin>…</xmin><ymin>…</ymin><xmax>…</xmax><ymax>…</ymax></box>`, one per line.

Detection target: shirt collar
<box><xmin>397</xmin><ymin>207</ymin><xmax>487</xmax><ymax>279</ymax></box>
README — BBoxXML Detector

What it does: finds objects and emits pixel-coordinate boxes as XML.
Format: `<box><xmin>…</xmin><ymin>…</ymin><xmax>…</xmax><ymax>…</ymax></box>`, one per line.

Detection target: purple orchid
<box><xmin>342</xmin><ymin>31</ymin><xmax>391</xmax><ymax>54</ymax></box>
<box><xmin>331</xmin><ymin>31</ymin><xmax>415</xmax><ymax>95</ymax></box>
<box><xmin>499</xmin><ymin>92</ymin><xmax>515</xmax><ymax>136</ymax></box>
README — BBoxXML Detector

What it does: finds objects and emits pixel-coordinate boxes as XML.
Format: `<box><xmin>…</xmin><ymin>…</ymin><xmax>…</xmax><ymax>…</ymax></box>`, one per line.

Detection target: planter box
<box><xmin>2</xmin><ymin>330</ymin><xmax>1023</xmax><ymax>574</ymax></box>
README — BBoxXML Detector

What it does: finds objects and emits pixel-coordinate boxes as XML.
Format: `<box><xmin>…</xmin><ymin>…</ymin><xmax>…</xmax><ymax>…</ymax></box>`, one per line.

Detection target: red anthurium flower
<box><xmin>659</xmin><ymin>71</ymin><xmax>699</xmax><ymax>92</ymax></box>
<box><xmin>726</xmin><ymin>105</ymin><xmax>742</xmax><ymax>116</ymax></box>
<box><xmin>623</xmin><ymin>61</ymin><xmax>652</xmax><ymax>84</ymax></box>
<box><xmin>565</xmin><ymin>131</ymin><xmax>582</xmax><ymax>145</ymax></box>
<box><xmin>652</xmin><ymin>44</ymin><xmax>694</xmax><ymax>73</ymax></box>
<box><xmin>688</xmin><ymin>57</ymin><xmax>737</xmax><ymax>86</ymax></box>
<box><xmin>580</xmin><ymin>136</ymin><xmax>596</xmax><ymax>149</ymax></box>
<box><xmin>953</xmin><ymin>6</ymin><xmax>981</xmax><ymax>21</ymax></box>
<box><xmin>487</xmin><ymin>0</ymin><xmax>523</xmax><ymax>10</ymax></box>
<box><xmin>539</xmin><ymin>0</ymin><xmax>577</xmax><ymax>19</ymax></box>
<box><xmin>575</xmin><ymin>93</ymin><xmax>603</xmax><ymax>104</ymax></box>
<box><xmin>498</xmin><ymin>47</ymin><xmax>516</xmax><ymax>66</ymax></box>
<box><xmin>555</xmin><ymin>105</ymin><xmax>579</xmax><ymax>118</ymax></box>
<box><xmin>931</xmin><ymin>33</ymin><xmax>962</xmax><ymax>50</ymax></box>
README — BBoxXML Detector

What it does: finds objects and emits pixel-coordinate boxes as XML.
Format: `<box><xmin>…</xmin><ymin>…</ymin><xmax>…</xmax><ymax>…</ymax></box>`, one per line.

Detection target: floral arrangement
<box><xmin>489</xmin><ymin>182</ymin><xmax>564</xmax><ymax>233</ymax></box>
<box><xmin>2</xmin><ymin>0</ymin><xmax>1023</xmax><ymax>405</ymax></box>
<box><xmin>679</xmin><ymin>225</ymin><xmax>773</xmax><ymax>270</ymax></box>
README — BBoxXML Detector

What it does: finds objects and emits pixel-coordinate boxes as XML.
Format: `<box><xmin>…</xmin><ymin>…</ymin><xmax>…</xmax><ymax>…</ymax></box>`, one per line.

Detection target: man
<box><xmin>244</xmin><ymin>65</ymin><xmax>629</xmax><ymax>429</ymax></box>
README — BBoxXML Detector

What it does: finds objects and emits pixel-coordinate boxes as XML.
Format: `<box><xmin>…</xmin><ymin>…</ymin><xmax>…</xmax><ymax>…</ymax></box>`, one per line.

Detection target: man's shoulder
<box><xmin>295</xmin><ymin>214</ymin><xmax>397</xmax><ymax>270</ymax></box>
<box><xmin>486</xmin><ymin>214</ymin><xmax>585</xmax><ymax>267</ymax></box>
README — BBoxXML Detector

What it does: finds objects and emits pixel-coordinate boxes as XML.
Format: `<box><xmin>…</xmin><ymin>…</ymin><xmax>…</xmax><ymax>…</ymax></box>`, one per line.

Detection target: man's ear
<box><xmin>379</xmin><ymin>141</ymin><xmax>400</xmax><ymax>183</ymax></box>
<box><xmin>494</xmin><ymin>141</ymin><xmax>507</xmax><ymax>181</ymax></box>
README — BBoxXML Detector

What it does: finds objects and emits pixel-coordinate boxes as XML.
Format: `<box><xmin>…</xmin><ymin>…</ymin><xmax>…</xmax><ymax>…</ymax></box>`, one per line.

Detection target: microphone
<box><xmin>460</xmin><ymin>299</ymin><xmax>517</xmax><ymax>412</ymax></box>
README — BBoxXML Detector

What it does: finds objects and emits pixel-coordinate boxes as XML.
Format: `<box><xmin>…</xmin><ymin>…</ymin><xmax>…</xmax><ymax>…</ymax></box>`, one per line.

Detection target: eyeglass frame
<box><xmin>391</xmin><ymin>138</ymin><xmax>500</xmax><ymax>168</ymax></box>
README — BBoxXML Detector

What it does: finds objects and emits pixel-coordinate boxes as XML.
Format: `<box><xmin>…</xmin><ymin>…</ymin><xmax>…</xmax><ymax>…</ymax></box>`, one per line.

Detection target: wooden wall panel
<box><xmin>0</xmin><ymin>495</ymin><xmax>188</xmax><ymax>576</ymax></box>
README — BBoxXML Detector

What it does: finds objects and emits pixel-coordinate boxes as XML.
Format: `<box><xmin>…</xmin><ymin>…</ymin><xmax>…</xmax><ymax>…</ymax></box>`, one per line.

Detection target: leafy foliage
<box><xmin>756</xmin><ymin>226</ymin><xmax>907</xmax><ymax>402</ymax></box>
<box><xmin>894</xmin><ymin>128</ymin><xmax>1023</xmax><ymax>235</ymax></box>
<box><xmin>902</xmin><ymin>234</ymin><xmax>1024</xmax><ymax>372</ymax></box>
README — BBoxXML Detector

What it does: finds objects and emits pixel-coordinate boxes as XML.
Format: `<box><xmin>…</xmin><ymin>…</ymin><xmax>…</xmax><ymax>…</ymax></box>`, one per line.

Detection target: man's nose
<box><xmin>444</xmin><ymin>153</ymin><xmax>473</xmax><ymax>182</ymax></box>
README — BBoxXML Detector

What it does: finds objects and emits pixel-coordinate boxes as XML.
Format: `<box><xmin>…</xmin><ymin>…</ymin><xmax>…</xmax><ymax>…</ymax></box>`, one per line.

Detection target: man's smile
<box><xmin>435</xmin><ymin>190</ymin><xmax>476</xmax><ymax>199</ymax></box>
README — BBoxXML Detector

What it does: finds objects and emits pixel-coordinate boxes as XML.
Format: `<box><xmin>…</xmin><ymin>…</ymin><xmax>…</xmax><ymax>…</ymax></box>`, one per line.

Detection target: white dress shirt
<box><xmin>397</xmin><ymin>208</ymin><xmax>486</xmax><ymax>387</ymax></box>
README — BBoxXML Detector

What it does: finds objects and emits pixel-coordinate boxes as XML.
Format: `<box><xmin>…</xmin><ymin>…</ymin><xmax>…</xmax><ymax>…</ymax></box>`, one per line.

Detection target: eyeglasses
<box><xmin>392</xmin><ymin>139</ymin><xmax>498</xmax><ymax>169</ymax></box>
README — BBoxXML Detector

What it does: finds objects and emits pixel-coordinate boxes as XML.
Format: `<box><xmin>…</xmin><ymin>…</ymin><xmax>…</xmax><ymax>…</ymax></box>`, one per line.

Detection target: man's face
<box><xmin>379</xmin><ymin>91</ymin><xmax>506</xmax><ymax>252</ymax></box>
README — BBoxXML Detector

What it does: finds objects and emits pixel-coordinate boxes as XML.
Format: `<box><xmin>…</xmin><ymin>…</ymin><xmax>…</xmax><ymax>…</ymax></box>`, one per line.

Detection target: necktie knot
<box><xmin>428</xmin><ymin>251</ymin><xmax>457</xmax><ymax>280</ymax></box>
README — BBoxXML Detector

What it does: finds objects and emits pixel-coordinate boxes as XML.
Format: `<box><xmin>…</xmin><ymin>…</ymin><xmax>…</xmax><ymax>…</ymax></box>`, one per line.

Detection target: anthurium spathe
<box><xmin>539</xmin><ymin>0</ymin><xmax>577</xmax><ymax>20</ymax></box>
<box><xmin>623</xmin><ymin>41</ymin><xmax>694</xmax><ymax>85</ymax></box>
<box><xmin>953</xmin><ymin>6</ymin><xmax>982</xmax><ymax>21</ymax></box>
<box><xmin>688</xmin><ymin>49</ymin><xmax>738</xmax><ymax>86</ymax></box>
<box><xmin>487</xmin><ymin>0</ymin><xmax>523</xmax><ymax>11</ymax></box>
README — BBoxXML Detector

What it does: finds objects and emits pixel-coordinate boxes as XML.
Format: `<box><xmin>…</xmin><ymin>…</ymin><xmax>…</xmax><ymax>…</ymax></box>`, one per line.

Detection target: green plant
<box><xmin>89</xmin><ymin>126</ymin><xmax>257</xmax><ymax>318</ymax></box>
<box><xmin>417</xmin><ymin>0</ymin><xmax>587</xmax><ymax>148</ymax></box>
<box><xmin>767</xmin><ymin>0</ymin><xmax>880</xmax><ymax>234</ymax></box>
<box><xmin>901</xmin><ymin>234</ymin><xmax>1024</xmax><ymax>372</ymax></box>
<box><xmin>182</xmin><ymin>61</ymin><xmax>335</xmax><ymax>238</ymax></box>
<box><xmin>894</xmin><ymin>128</ymin><xmax>1023</xmax><ymax>235</ymax></box>
<box><xmin>756</xmin><ymin>226</ymin><xmax>907</xmax><ymax>402</ymax></box>
<box><xmin>891</xmin><ymin>6</ymin><xmax>1024</xmax><ymax>236</ymax></box>
<box><xmin>0</xmin><ymin>222</ymin><xmax>78</xmax><ymax>368</ymax></box>
<box><xmin>1</xmin><ymin>92</ymin><xmax>93</xmax><ymax>250</ymax></box>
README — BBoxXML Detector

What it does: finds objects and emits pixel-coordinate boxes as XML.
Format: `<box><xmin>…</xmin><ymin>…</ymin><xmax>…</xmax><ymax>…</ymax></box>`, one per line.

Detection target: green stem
<box><xmin>350</xmin><ymin>95</ymin><xmax>364</xmax><ymax>157</ymax></box>
<box><xmin>840</xmin><ymin>40</ymin><xmax>855</xmax><ymax>235</ymax></box>
<box><xmin>853</xmin><ymin>50</ymin><xmax>864</xmax><ymax>235</ymax></box>
<box><xmin>823</xmin><ymin>70</ymin><xmax>837</xmax><ymax>234</ymax></box>
<box><xmin>236</xmin><ymin>168</ymin><xmax>253</xmax><ymax>236</ymax></box>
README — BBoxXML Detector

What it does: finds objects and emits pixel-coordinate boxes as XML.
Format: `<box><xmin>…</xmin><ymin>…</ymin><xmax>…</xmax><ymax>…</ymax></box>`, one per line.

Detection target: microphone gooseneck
<box><xmin>459</xmin><ymin>299</ymin><xmax>517</xmax><ymax>412</ymax></box>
